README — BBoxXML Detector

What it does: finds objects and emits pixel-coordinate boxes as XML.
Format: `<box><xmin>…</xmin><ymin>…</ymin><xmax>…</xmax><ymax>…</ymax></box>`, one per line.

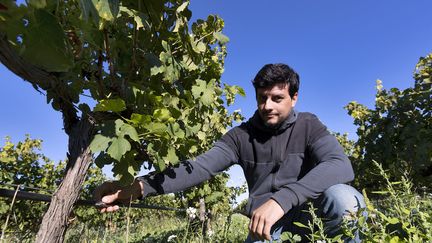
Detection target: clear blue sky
<box><xmin>1</xmin><ymin>0</ymin><xmax>431</xmax><ymax>192</ymax></box>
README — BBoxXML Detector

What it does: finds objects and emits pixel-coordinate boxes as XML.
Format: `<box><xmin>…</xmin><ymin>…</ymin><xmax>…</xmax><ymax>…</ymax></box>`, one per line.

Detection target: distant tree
<box><xmin>0</xmin><ymin>0</ymin><xmax>243</xmax><ymax>242</ymax></box>
<box><xmin>0</xmin><ymin>136</ymin><xmax>64</xmax><ymax>239</ymax></box>
<box><xmin>0</xmin><ymin>136</ymin><xmax>105</xmax><ymax>240</ymax></box>
<box><xmin>345</xmin><ymin>54</ymin><xmax>432</xmax><ymax>191</ymax></box>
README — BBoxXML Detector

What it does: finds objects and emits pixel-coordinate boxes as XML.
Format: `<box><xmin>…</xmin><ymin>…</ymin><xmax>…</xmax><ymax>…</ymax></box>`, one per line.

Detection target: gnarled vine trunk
<box><xmin>35</xmin><ymin>117</ymin><xmax>94</xmax><ymax>243</ymax></box>
<box><xmin>1</xmin><ymin>33</ymin><xmax>96</xmax><ymax>242</ymax></box>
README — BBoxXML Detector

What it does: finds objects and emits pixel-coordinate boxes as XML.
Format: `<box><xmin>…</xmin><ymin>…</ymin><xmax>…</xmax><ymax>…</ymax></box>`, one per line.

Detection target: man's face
<box><xmin>256</xmin><ymin>83</ymin><xmax>298</xmax><ymax>127</ymax></box>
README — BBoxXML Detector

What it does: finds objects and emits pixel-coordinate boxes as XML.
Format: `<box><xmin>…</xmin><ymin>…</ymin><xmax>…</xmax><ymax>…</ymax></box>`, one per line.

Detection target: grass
<box><xmin>2</xmin><ymin>163</ymin><xmax>432</xmax><ymax>242</ymax></box>
<box><xmin>64</xmin><ymin>213</ymin><xmax>249</xmax><ymax>243</ymax></box>
<box><xmin>3</xmin><ymin>187</ymin><xmax>432</xmax><ymax>243</ymax></box>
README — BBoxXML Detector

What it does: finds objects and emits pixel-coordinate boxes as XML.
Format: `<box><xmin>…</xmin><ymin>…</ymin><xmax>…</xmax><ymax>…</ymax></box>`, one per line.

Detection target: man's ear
<box><xmin>291</xmin><ymin>92</ymin><xmax>298</xmax><ymax>107</ymax></box>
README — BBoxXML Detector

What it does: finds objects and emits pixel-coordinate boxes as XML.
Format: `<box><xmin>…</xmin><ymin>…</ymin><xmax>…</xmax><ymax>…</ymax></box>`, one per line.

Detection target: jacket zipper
<box><xmin>271</xmin><ymin>122</ymin><xmax>296</xmax><ymax>192</ymax></box>
<box><xmin>271</xmin><ymin>163</ymin><xmax>280</xmax><ymax>192</ymax></box>
<box><xmin>271</xmin><ymin>130</ymin><xmax>280</xmax><ymax>192</ymax></box>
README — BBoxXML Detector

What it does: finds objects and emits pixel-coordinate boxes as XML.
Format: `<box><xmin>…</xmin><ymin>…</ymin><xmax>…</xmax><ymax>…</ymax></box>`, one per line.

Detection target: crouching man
<box><xmin>94</xmin><ymin>63</ymin><xmax>365</xmax><ymax>242</ymax></box>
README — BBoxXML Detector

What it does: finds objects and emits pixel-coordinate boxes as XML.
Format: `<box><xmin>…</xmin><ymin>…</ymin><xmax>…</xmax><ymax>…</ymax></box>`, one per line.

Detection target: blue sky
<box><xmin>1</xmin><ymin>0</ymin><xmax>432</xmax><ymax>193</ymax></box>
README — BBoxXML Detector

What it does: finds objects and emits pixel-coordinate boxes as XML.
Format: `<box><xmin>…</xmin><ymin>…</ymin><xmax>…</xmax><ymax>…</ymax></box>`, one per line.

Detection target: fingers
<box><xmin>98</xmin><ymin>194</ymin><xmax>121</xmax><ymax>213</ymax></box>
<box><xmin>93</xmin><ymin>180</ymin><xmax>144</xmax><ymax>213</ymax></box>
<box><xmin>100</xmin><ymin>205</ymin><xmax>120</xmax><ymax>213</ymax></box>
<box><xmin>93</xmin><ymin>181</ymin><xmax>122</xmax><ymax>213</ymax></box>
<box><xmin>249</xmin><ymin>214</ymin><xmax>271</xmax><ymax>241</ymax></box>
<box><xmin>262</xmin><ymin>221</ymin><xmax>272</xmax><ymax>240</ymax></box>
<box><xmin>102</xmin><ymin>191</ymin><xmax>120</xmax><ymax>204</ymax></box>
<box><xmin>248</xmin><ymin>215</ymin><xmax>257</xmax><ymax>240</ymax></box>
<box><xmin>248</xmin><ymin>199</ymin><xmax>285</xmax><ymax>240</ymax></box>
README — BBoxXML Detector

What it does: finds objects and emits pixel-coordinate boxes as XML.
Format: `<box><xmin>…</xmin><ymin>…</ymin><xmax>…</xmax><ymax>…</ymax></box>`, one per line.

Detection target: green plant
<box><xmin>285</xmin><ymin>203</ymin><xmax>344</xmax><ymax>243</ymax></box>
<box><xmin>0</xmin><ymin>1</ymin><xmax>244</xmax><ymax>240</ymax></box>
<box><xmin>0</xmin><ymin>136</ymin><xmax>64</xmax><ymax>240</ymax></box>
<box><xmin>0</xmin><ymin>136</ymin><xmax>119</xmax><ymax>241</ymax></box>
<box><xmin>345</xmin><ymin>53</ymin><xmax>432</xmax><ymax>191</ymax></box>
<box><xmin>345</xmin><ymin>161</ymin><xmax>432</xmax><ymax>242</ymax></box>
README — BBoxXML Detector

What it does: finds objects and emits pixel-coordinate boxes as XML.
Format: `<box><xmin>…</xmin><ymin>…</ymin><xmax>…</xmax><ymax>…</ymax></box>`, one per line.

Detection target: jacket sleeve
<box><xmin>137</xmin><ymin>130</ymin><xmax>240</xmax><ymax>197</ymax></box>
<box><xmin>271</xmin><ymin>116</ymin><xmax>355</xmax><ymax>213</ymax></box>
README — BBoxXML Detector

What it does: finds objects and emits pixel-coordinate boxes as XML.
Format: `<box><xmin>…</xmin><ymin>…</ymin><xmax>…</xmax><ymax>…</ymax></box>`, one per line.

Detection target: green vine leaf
<box><xmin>192</xmin><ymin>79</ymin><xmax>215</xmax><ymax>106</ymax></box>
<box><xmin>94</xmin><ymin>98</ymin><xmax>126</xmax><ymax>112</ymax></box>
<box><xmin>167</xmin><ymin>122</ymin><xmax>185</xmax><ymax>139</ymax></box>
<box><xmin>163</xmin><ymin>147</ymin><xmax>178</xmax><ymax>164</ymax></box>
<box><xmin>89</xmin><ymin>134</ymin><xmax>112</xmax><ymax>153</ymax></box>
<box><xmin>191</xmin><ymin>40</ymin><xmax>206</xmax><ymax>53</ymax></box>
<box><xmin>28</xmin><ymin>0</ymin><xmax>46</xmax><ymax>9</ymax></box>
<box><xmin>130</xmin><ymin>113</ymin><xmax>151</xmax><ymax>126</ymax></box>
<box><xmin>176</xmin><ymin>2</ymin><xmax>189</xmax><ymax>13</ymax></box>
<box><xmin>93</xmin><ymin>0</ymin><xmax>119</xmax><ymax>22</ymax></box>
<box><xmin>2</xmin><ymin>0</ymin><xmax>245</xmax><ymax>217</ymax></box>
<box><xmin>78</xmin><ymin>0</ymin><xmax>98</xmax><ymax>22</ymax></box>
<box><xmin>21</xmin><ymin>9</ymin><xmax>73</xmax><ymax>72</ymax></box>
<box><xmin>213</xmin><ymin>32</ymin><xmax>229</xmax><ymax>44</ymax></box>
<box><xmin>153</xmin><ymin>108</ymin><xmax>171</xmax><ymax>122</ymax></box>
<box><xmin>107</xmin><ymin>136</ymin><xmax>131</xmax><ymax>161</ymax></box>
<box><xmin>144</xmin><ymin>122</ymin><xmax>167</xmax><ymax>136</ymax></box>
<box><xmin>119</xmin><ymin>123</ymin><xmax>139</xmax><ymax>142</ymax></box>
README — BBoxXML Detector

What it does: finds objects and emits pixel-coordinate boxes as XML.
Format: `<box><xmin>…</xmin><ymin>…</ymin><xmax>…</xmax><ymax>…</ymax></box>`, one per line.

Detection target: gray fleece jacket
<box><xmin>139</xmin><ymin>110</ymin><xmax>354</xmax><ymax>216</ymax></box>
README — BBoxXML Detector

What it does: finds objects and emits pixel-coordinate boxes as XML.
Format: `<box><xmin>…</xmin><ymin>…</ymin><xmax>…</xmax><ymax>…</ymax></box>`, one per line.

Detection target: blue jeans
<box><xmin>245</xmin><ymin>184</ymin><xmax>365</xmax><ymax>243</ymax></box>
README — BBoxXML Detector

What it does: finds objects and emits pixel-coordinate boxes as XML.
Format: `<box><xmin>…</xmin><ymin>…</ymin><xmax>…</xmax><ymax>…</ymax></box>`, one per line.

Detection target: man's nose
<box><xmin>264</xmin><ymin>99</ymin><xmax>274</xmax><ymax>110</ymax></box>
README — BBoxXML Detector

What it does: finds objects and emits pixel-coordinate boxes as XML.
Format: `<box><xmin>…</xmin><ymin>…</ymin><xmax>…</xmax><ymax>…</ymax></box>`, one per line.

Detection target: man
<box><xmin>94</xmin><ymin>63</ymin><xmax>365</xmax><ymax>242</ymax></box>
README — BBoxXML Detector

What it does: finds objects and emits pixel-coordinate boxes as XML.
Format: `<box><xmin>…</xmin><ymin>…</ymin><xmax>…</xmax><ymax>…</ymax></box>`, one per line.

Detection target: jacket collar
<box><xmin>249</xmin><ymin>109</ymin><xmax>298</xmax><ymax>134</ymax></box>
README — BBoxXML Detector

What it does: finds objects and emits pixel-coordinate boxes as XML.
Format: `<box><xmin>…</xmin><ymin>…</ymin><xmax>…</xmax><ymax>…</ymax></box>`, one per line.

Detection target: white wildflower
<box><xmin>167</xmin><ymin>234</ymin><xmax>177</xmax><ymax>242</ymax></box>
<box><xmin>343</xmin><ymin>214</ymin><xmax>354</xmax><ymax>221</ymax></box>
<box><xmin>316</xmin><ymin>240</ymin><xmax>326</xmax><ymax>243</ymax></box>
<box><xmin>207</xmin><ymin>229</ymin><xmax>214</xmax><ymax>237</ymax></box>
<box><xmin>186</xmin><ymin>207</ymin><xmax>197</xmax><ymax>220</ymax></box>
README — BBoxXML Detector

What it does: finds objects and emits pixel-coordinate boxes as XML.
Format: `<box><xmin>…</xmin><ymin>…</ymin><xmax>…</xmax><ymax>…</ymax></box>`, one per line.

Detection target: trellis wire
<box><xmin>0</xmin><ymin>183</ymin><xmax>185</xmax><ymax>212</ymax></box>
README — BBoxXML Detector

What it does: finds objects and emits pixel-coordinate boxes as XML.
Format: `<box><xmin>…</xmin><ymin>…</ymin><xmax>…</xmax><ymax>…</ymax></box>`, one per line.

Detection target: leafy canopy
<box><xmin>345</xmin><ymin>54</ymin><xmax>432</xmax><ymax>190</ymax></box>
<box><xmin>0</xmin><ymin>0</ymin><xmax>245</xmax><ymax>186</ymax></box>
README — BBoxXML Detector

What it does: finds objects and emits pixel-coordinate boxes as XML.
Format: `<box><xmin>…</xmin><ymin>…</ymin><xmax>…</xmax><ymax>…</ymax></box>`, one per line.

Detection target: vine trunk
<box><xmin>35</xmin><ymin>118</ymin><xmax>94</xmax><ymax>243</ymax></box>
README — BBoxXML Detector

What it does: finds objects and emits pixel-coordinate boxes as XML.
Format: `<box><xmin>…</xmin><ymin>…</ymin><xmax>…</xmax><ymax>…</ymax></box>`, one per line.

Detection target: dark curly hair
<box><xmin>252</xmin><ymin>63</ymin><xmax>300</xmax><ymax>98</ymax></box>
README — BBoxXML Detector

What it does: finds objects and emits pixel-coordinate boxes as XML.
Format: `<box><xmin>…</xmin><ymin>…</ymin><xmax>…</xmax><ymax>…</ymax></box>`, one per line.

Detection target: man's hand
<box><xmin>93</xmin><ymin>179</ymin><xmax>143</xmax><ymax>213</ymax></box>
<box><xmin>249</xmin><ymin>199</ymin><xmax>285</xmax><ymax>241</ymax></box>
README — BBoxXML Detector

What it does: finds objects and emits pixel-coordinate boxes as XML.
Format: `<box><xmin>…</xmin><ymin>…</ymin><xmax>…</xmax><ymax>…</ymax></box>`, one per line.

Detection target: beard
<box><xmin>263</xmin><ymin>120</ymin><xmax>281</xmax><ymax>129</ymax></box>
<box><xmin>261</xmin><ymin>114</ymin><xmax>282</xmax><ymax>128</ymax></box>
